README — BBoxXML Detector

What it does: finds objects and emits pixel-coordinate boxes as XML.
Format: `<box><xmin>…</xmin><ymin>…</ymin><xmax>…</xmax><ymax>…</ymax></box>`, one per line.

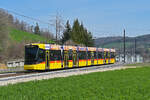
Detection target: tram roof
<box><xmin>63</xmin><ymin>45</ymin><xmax>77</xmax><ymax>50</ymax></box>
<box><xmin>111</xmin><ymin>49</ymin><xmax>116</xmax><ymax>52</ymax></box>
<box><xmin>25</xmin><ymin>43</ymin><xmax>115</xmax><ymax>52</ymax></box>
<box><xmin>87</xmin><ymin>47</ymin><xmax>96</xmax><ymax>51</ymax></box>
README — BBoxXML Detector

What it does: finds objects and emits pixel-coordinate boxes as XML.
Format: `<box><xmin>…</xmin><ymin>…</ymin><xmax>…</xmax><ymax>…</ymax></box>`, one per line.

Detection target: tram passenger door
<box><xmin>86</xmin><ymin>51</ymin><xmax>88</xmax><ymax>66</ymax></box>
<box><xmin>73</xmin><ymin>50</ymin><xmax>77</xmax><ymax>67</ymax></box>
<box><xmin>45</xmin><ymin>50</ymin><xmax>49</xmax><ymax>69</ymax></box>
<box><xmin>108</xmin><ymin>52</ymin><xmax>110</xmax><ymax>63</ymax></box>
<box><xmin>64</xmin><ymin>50</ymin><xmax>69</xmax><ymax>68</ymax></box>
<box><xmin>103</xmin><ymin>51</ymin><xmax>106</xmax><ymax>64</ymax></box>
<box><xmin>91</xmin><ymin>51</ymin><xmax>94</xmax><ymax>65</ymax></box>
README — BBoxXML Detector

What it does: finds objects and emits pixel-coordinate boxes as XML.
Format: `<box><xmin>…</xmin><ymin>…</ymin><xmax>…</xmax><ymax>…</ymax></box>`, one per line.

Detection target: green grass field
<box><xmin>10</xmin><ymin>29</ymin><xmax>54</xmax><ymax>43</ymax></box>
<box><xmin>0</xmin><ymin>67</ymin><xmax>150</xmax><ymax>100</ymax></box>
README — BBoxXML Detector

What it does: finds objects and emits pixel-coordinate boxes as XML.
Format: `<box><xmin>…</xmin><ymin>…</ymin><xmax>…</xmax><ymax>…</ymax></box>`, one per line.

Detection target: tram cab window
<box><xmin>50</xmin><ymin>50</ymin><xmax>61</xmax><ymax>61</ymax></box>
<box><xmin>37</xmin><ymin>49</ymin><xmax>45</xmax><ymax>62</ymax></box>
<box><xmin>78</xmin><ymin>51</ymin><xmax>86</xmax><ymax>60</ymax></box>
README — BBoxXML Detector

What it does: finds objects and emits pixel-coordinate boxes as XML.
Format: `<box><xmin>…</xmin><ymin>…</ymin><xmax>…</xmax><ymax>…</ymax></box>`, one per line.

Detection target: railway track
<box><xmin>0</xmin><ymin>71</ymin><xmax>39</xmax><ymax>78</ymax></box>
<box><xmin>0</xmin><ymin>68</ymin><xmax>24</xmax><ymax>73</ymax></box>
<box><xmin>0</xmin><ymin>63</ymin><xmax>126</xmax><ymax>86</ymax></box>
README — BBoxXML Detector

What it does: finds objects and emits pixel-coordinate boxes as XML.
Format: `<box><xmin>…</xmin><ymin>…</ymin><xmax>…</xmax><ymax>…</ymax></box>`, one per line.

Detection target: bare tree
<box><xmin>0</xmin><ymin>9</ymin><xmax>10</xmax><ymax>62</ymax></box>
<box><xmin>40</xmin><ymin>28</ymin><xmax>54</xmax><ymax>43</ymax></box>
<box><xmin>50</xmin><ymin>13</ymin><xmax>64</xmax><ymax>43</ymax></box>
<box><xmin>20</xmin><ymin>21</ymin><xmax>27</xmax><ymax>31</ymax></box>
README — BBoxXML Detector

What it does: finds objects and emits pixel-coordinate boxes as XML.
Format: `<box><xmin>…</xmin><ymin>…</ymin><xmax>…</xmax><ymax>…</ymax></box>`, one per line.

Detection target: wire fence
<box><xmin>0</xmin><ymin>59</ymin><xmax>24</xmax><ymax>73</ymax></box>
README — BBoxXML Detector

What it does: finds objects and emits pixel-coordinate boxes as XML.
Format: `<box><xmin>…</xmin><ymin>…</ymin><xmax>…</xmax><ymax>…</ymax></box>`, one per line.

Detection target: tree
<box><xmin>8</xmin><ymin>14</ymin><xmax>14</xmax><ymax>25</ymax></box>
<box><xmin>40</xmin><ymin>29</ymin><xmax>54</xmax><ymax>43</ymax></box>
<box><xmin>71</xmin><ymin>19</ymin><xmax>81</xmax><ymax>44</ymax></box>
<box><xmin>0</xmin><ymin>9</ymin><xmax>10</xmax><ymax>62</ymax></box>
<box><xmin>80</xmin><ymin>23</ymin><xmax>86</xmax><ymax>44</ymax></box>
<box><xmin>61</xmin><ymin>20</ymin><xmax>71</xmax><ymax>44</ymax></box>
<box><xmin>70</xmin><ymin>19</ymin><xmax>94</xmax><ymax>46</ymax></box>
<box><xmin>86</xmin><ymin>31</ymin><xmax>94</xmax><ymax>46</ymax></box>
<box><xmin>14</xmin><ymin>18</ymin><xmax>20</xmax><ymax>29</ymax></box>
<box><xmin>34</xmin><ymin>23</ymin><xmax>40</xmax><ymax>35</ymax></box>
<box><xmin>80</xmin><ymin>24</ymin><xmax>94</xmax><ymax>46</ymax></box>
<box><xmin>20</xmin><ymin>21</ymin><xmax>27</xmax><ymax>31</ymax></box>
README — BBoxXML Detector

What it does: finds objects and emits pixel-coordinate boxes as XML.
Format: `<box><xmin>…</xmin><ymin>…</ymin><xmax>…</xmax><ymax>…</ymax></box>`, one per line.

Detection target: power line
<box><xmin>0</xmin><ymin>8</ymin><xmax>51</xmax><ymax>25</ymax></box>
<box><xmin>1</xmin><ymin>8</ymin><xmax>66</xmax><ymax>43</ymax></box>
<box><xmin>49</xmin><ymin>12</ymin><xmax>64</xmax><ymax>43</ymax></box>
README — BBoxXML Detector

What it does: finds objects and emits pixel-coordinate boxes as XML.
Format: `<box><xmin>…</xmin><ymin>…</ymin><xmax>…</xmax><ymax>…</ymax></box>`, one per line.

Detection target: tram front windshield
<box><xmin>25</xmin><ymin>45</ymin><xmax>39</xmax><ymax>64</ymax></box>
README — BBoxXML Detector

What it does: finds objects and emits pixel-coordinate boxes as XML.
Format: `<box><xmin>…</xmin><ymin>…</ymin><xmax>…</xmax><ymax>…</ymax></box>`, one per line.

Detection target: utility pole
<box><xmin>55</xmin><ymin>15</ymin><xmax>58</xmax><ymax>43</ymax></box>
<box><xmin>123</xmin><ymin>29</ymin><xmax>126</xmax><ymax>63</ymax></box>
<box><xmin>49</xmin><ymin>13</ymin><xmax>64</xmax><ymax>44</ymax></box>
<box><xmin>118</xmin><ymin>48</ymin><xmax>120</xmax><ymax>62</ymax></box>
<box><xmin>134</xmin><ymin>37</ymin><xmax>136</xmax><ymax>62</ymax></box>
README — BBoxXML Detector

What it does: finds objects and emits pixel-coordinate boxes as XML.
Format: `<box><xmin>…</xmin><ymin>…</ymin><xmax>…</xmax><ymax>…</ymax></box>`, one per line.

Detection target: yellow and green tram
<box><xmin>24</xmin><ymin>43</ymin><xmax>116</xmax><ymax>70</ymax></box>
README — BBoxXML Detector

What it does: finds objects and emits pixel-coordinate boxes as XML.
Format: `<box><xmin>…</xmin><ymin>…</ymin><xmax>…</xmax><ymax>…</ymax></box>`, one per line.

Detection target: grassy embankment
<box><xmin>0</xmin><ymin>28</ymin><xmax>54</xmax><ymax>50</ymax></box>
<box><xmin>102</xmin><ymin>42</ymin><xmax>133</xmax><ymax>48</ymax></box>
<box><xmin>0</xmin><ymin>29</ymin><xmax>54</xmax><ymax>69</ymax></box>
<box><xmin>0</xmin><ymin>65</ymin><xmax>150</xmax><ymax>100</ymax></box>
<box><xmin>10</xmin><ymin>29</ymin><xmax>54</xmax><ymax>43</ymax></box>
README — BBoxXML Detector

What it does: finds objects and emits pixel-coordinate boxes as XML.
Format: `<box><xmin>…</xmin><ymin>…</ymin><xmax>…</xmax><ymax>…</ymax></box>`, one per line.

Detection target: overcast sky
<box><xmin>1</xmin><ymin>0</ymin><xmax>150</xmax><ymax>37</ymax></box>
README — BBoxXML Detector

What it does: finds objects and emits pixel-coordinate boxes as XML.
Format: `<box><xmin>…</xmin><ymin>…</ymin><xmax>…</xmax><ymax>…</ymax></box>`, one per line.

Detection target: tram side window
<box><xmin>98</xmin><ymin>52</ymin><xmax>103</xmax><ymax>59</ymax></box>
<box><xmin>106</xmin><ymin>52</ymin><xmax>108</xmax><ymax>58</ymax></box>
<box><xmin>107</xmin><ymin>52</ymin><xmax>111</xmax><ymax>58</ymax></box>
<box><xmin>94</xmin><ymin>51</ymin><xmax>97</xmax><ymax>59</ymax></box>
<box><xmin>37</xmin><ymin>49</ymin><xmax>45</xmax><ymax>63</ymax></box>
<box><xmin>103</xmin><ymin>52</ymin><xmax>106</xmax><ymax>59</ymax></box>
<box><xmin>78</xmin><ymin>51</ymin><xmax>86</xmax><ymax>60</ymax></box>
<box><xmin>87</xmin><ymin>51</ymin><xmax>91</xmax><ymax>59</ymax></box>
<box><xmin>108</xmin><ymin>52</ymin><xmax>110</xmax><ymax>58</ymax></box>
<box><xmin>110</xmin><ymin>52</ymin><xmax>115</xmax><ymax>58</ymax></box>
<box><xmin>113</xmin><ymin>53</ymin><xmax>115</xmax><ymax>58</ymax></box>
<box><xmin>50</xmin><ymin>50</ymin><xmax>61</xmax><ymax>61</ymax></box>
<box><xmin>69</xmin><ymin>50</ymin><xmax>73</xmax><ymax>60</ymax></box>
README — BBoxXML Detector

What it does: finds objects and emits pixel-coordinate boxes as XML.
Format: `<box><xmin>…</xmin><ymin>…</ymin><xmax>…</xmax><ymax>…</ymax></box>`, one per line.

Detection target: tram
<box><xmin>24</xmin><ymin>43</ymin><xmax>115</xmax><ymax>70</ymax></box>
